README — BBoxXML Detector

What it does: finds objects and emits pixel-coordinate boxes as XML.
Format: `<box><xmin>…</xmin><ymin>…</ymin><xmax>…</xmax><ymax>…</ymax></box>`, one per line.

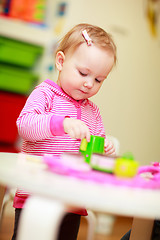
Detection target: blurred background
<box><xmin>0</xmin><ymin>0</ymin><xmax>160</xmax><ymax>166</ymax></box>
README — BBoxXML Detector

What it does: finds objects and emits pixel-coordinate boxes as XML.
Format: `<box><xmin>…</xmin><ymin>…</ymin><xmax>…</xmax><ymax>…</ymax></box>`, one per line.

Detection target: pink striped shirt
<box><xmin>13</xmin><ymin>79</ymin><xmax>106</xmax><ymax>214</ymax></box>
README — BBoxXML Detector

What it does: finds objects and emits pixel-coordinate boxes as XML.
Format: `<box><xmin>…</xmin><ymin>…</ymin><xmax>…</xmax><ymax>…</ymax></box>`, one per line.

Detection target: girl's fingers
<box><xmin>105</xmin><ymin>139</ymin><xmax>115</xmax><ymax>155</ymax></box>
<box><xmin>105</xmin><ymin>148</ymin><xmax>116</xmax><ymax>155</ymax></box>
<box><xmin>64</xmin><ymin>118</ymin><xmax>90</xmax><ymax>141</ymax></box>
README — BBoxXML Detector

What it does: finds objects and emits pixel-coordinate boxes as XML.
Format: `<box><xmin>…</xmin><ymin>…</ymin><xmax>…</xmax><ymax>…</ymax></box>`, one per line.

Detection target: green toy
<box><xmin>80</xmin><ymin>137</ymin><xmax>139</xmax><ymax>178</ymax></box>
<box><xmin>79</xmin><ymin>135</ymin><xmax>105</xmax><ymax>163</ymax></box>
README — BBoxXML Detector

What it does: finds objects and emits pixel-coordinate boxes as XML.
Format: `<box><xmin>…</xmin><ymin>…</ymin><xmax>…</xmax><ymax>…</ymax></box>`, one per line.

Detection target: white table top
<box><xmin>0</xmin><ymin>152</ymin><xmax>160</xmax><ymax>219</ymax></box>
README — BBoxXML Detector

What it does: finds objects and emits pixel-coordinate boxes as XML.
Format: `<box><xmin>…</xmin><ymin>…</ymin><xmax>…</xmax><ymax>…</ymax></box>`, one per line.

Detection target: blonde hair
<box><xmin>56</xmin><ymin>23</ymin><xmax>117</xmax><ymax>65</ymax></box>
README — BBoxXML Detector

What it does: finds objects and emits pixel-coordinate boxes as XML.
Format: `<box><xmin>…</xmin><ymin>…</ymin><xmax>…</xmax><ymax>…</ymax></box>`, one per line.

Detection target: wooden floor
<box><xmin>0</xmin><ymin>206</ymin><xmax>133</xmax><ymax>240</ymax></box>
<box><xmin>78</xmin><ymin>216</ymin><xmax>132</xmax><ymax>240</ymax></box>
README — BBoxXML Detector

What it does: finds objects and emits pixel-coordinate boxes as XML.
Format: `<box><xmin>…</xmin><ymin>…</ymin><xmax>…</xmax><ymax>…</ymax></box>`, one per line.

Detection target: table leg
<box><xmin>130</xmin><ymin>217</ymin><xmax>154</xmax><ymax>240</ymax></box>
<box><xmin>17</xmin><ymin>196</ymin><xmax>67</xmax><ymax>240</ymax></box>
<box><xmin>0</xmin><ymin>184</ymin><xmax>6</xmax><ymax>223</ymax></box>
<box><xmin>0</xmin><ymin>185</ymin><xmax>6</xmax><ymax>209</ymax></box>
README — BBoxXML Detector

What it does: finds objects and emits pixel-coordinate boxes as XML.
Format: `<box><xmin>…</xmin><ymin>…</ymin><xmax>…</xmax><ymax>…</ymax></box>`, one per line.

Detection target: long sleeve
<box><xmin>16</xmin><ymin>87</ymin><xmax>65</xmax><ymax>142</ymax></box>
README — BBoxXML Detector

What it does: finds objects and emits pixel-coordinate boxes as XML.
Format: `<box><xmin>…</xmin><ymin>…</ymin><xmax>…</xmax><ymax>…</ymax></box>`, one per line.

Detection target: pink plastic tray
<box><xmin>43</xmin><ymin>154</ymin><xmax>160</xmax><ymax>189</ymax></box>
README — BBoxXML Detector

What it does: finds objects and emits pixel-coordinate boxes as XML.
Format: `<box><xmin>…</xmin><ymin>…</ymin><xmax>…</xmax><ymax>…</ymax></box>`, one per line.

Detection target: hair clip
<box><xmin>82</xmin><ymin>30</ymin><xmax>92</xmax><ymax>46</ymax></box>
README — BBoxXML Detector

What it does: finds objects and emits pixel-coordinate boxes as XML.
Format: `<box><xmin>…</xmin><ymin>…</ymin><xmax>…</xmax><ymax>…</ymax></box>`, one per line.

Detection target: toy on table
<box><xmin>89</xmin><ymin>153</ymin><xmax>116</xmax><ymax>174</ymax></box>
<box><xmin>43</xmin><ymin>152</ymin><xmax>91</xmax><ymax>174</ymax></box>
<box><xmin>79</xmin><ymin>136</ymin><xmax>139</xmax><ymax>178</ymax></box>
<box><xmin>138</xmin><ymin>162</ymin><xmax>160</xmax><ymax>180</ymax></box>
<box><xmin>79</xmin><ymin>135</ymin><xmax>105</xmax><ymax>163</ymax></box>
<box><xmin>114</xmin><ymin>153</ymin><xmax>139</xmax><ymax>178</ymax></box>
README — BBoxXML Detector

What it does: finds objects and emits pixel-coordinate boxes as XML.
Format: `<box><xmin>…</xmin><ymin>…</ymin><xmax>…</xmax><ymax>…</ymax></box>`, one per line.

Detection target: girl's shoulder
<box><xmin>87</xmin><ymin>99</ymin><xmax>100</xmax><ymax>111</ymax></box>
<box><xmin>35</xmin><ymin>80</ymin><xmax>70</xmax><ymax>99</ymax></box>
<box><xmin>35</xmin><ymin>80</ymin><xmax>56</xmax><ymax>92</ymax></box>
<box><xmin>33</xmin><ymin>80</ymin><xmax>62</xmax><ymax>97</ymax></box>
<box><xmin>85</xmin><ymin>99</ymin><xmax>102</xmax><ymax>118</ymax></box>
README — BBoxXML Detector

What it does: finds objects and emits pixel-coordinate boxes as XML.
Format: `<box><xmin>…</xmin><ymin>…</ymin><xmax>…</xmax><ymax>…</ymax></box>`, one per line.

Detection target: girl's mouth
<box><xmin>80</xmin><ymin>89</ymin><xmax>88</xmax><ymax>94</ymax></box>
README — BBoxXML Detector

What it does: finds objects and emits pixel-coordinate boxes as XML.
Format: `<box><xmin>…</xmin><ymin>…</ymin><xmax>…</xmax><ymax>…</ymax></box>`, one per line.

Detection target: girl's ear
<box><xmin>55</xmin><ymin>51</ymin><xmax>65</xmax><ymax>71</ymax></box>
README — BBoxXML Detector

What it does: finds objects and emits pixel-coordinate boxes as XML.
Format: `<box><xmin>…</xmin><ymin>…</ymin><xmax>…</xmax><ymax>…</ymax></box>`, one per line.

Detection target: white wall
<box><xmin>63</xmin><ymin>0</ymin><xmax>160</xmax><ymax>165</ymax></box>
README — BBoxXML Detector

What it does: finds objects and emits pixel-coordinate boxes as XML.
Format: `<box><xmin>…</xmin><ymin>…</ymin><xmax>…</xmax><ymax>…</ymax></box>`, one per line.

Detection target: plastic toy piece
<box><xmin>152</xmin><ymin>162</ymin><xmax>160</xmax><ymax>167</ymax></box>
<box><xmin>80</xmin><ymin>138</ymin><xmax>88</xmax><ymax>152</ymax></box>
<box><xmin>114</xmin><ymin>157</ymin><xmax>139</xmax><ymax>178</ymax></box>
<box><xmin>79</xmin><ymin>135</ymin><xmax>105</xmax><ymax>163</ymax></box>
<box><xmin>90</xmin><ymin>154</ymin><xmax>116</xmax><ymax>173</ymax></box>
<box><xmin>80</xmin><ymin>137</ymin><xmax>139</xmax><ymax>178</ymax></box>
<box><xmin>121</xmin><ymin>152</ymin><xmax>135</xmax><ymax>160</ymax></box>
<box><xmin>89</xmin><ymin>153</ymin><xmax>139</xmax><ymax>177</ymax></box>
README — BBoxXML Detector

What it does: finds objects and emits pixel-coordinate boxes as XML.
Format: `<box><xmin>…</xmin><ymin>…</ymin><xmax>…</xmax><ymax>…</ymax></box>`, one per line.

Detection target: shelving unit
<box><xmin>0</xmin><ymin>17</ymin><xmax>53</xmax><ymax>46</ymax></box>
<box><xmin>0</xmin><ymin>16</ymin><xmax>56</xmax><ymax>81</ymax></box>
<box><xmin>0</xmin><ymin>0</ymin><xmax>66</xmax><ymax>152</ymax></box>
<box><xmin>0</xmin><ymin>10</ymin><xmax>57</xmax><ymax>152</ymax></box>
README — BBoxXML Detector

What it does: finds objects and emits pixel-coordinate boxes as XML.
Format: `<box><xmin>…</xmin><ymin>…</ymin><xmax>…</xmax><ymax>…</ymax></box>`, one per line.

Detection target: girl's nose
<box><xmin>84</xmin><ymin>78</ymin><xmax>93</xmax><ymax>88</ymax></box>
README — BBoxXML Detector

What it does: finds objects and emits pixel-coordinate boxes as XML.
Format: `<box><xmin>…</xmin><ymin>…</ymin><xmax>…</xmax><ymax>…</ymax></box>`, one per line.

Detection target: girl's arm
<box><xmin>17</xmin><ymin>88</ymin><xmax>65</xmax><ymax>142</ymax></box>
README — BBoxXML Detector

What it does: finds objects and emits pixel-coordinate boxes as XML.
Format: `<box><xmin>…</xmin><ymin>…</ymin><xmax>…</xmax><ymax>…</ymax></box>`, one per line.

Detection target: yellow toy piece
<box><xmin>114</xmin><ymin>157</ymin><xmax>139</xmax><ymax>178</ymax></box>
<box><xmin>80</xmin><ymin>138</ymin><xmax>88</xmax><ymax>151</ymax></box>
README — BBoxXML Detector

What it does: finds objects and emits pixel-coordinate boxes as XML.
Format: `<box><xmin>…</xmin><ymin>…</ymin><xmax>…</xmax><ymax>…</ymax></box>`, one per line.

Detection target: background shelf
<box><xmin>0</xmin><ymin>17</ymin><xmax>53</xmax><ymax>46</ymax></box>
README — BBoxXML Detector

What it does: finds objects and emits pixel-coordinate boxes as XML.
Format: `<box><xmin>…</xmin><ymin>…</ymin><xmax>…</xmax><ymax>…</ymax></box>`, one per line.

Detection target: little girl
<box><xmin>12</xmin><ymin>23</ymin><xmax>117</xmax><ymax>240</ymax></box>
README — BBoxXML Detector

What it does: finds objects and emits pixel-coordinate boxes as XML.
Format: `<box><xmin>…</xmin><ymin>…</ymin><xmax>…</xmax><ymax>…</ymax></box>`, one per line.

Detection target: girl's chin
<box><xmin>73</xmin><ymin>95</ymin><xmax>88</xmax><ymax>101</ymax></box>
<box><xmin>70</xmin><ymin>90</ymin><xmax>90</xmax><ymax>100</ymax></box>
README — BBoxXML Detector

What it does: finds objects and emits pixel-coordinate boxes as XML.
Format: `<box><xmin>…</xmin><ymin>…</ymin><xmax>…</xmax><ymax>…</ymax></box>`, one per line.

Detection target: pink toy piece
<box><xmin>138</xmin><ymin>165</ymin><xmax>160</xmax><ymax>180</ymax></box>
<box><xmin>43</xmin><ymin>153</ymin><xmax>91</xmax><ymax>175</ymax></box>
<box><xmin>152</xmin><ymin>162</ymin><xmax>160</xmax><ymax>167</ymax></box>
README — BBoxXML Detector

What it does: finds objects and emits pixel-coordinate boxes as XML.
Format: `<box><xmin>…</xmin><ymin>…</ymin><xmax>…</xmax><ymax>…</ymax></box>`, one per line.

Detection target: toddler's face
<box><xmin>56</xmin><ymin>43</ymin><xmax>114</xmax><ymax>100</ymax></box>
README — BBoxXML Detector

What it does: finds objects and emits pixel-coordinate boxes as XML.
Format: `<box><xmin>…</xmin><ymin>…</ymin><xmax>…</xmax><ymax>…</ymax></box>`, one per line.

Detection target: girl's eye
<box><xmin>95</xmin><ymin>78</ymin><xmax>101</xmax><ymax>83</ymax></box>
<box><xmin>79</xmin><ymin>71</ymin><xmax>87</xmax><ymax>76</ymax></box>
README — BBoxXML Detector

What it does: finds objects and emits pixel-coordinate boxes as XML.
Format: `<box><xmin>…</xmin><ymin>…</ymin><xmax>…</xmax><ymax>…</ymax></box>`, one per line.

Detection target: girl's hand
<box><xmin>104</xmin><ymin>138</ymin><xmax>116</xmax><ymax>155</ymax></box>
<box><xmin>63</xmin><ymin>117</ymin><xmax>90</xmax><ymax>142</ymax></box>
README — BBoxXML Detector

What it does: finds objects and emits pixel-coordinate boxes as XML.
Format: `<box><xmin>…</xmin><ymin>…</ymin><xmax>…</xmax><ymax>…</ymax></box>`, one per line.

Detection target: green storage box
<box><xmin>0</xmin><ymin>37</ymin><xmax>43</xmax><ymax>67</ymax></box>
<box><xmin>0</xmin><ymin>64</ymin><xmax>38</xmax><ymax>94</ymax></box>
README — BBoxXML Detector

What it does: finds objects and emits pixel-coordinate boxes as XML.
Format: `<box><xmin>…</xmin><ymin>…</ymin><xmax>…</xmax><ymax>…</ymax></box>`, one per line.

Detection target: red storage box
<box><xmin>0</xmin><ymin>91</ymin><xmax>27</xmax><ymax>144</ymax></box>
<box><xmin>0</xmin><ymin>143</ymin><xmax>18</xmax><ymax>153</ymax></box>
